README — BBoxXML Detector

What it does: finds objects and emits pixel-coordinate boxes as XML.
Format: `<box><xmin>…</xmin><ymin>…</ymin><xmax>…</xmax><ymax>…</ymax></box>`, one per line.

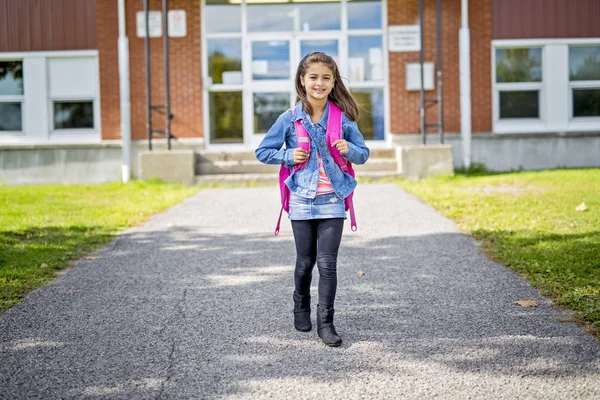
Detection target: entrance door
<box><xmin>248</xmin><ymin>36</ymin><xmax>342</xmax><ymax>148</ymax></box>
<box><xmin>246</xmin><ymin>35</ymin><xmax>295</xmax><ymax>149</ymax></box>
<box><xmin>202</xmin><ymin>0</ymin><xmax>385</xmax><ymax>150</ymax></box>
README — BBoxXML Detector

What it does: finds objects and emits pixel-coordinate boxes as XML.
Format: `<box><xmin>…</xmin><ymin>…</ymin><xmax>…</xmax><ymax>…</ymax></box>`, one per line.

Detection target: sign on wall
<box><xmin>388</xmin><ymin>25</ymin><xmax>421</xmax><ymax>52</ymax></box>
<box><xmin>136</xmin><ymin>10</ymin><xmax>187</xmax><ymax>38</ymax></box>
<box><xmin>136</xmin><ymin>11</ymin><xmax>162</xmax><ymax>37</ymax></box>
<box><xmin>168</xmin><ymin>10</ymin><xmax>187</xmax><ymax>37</ymax></box>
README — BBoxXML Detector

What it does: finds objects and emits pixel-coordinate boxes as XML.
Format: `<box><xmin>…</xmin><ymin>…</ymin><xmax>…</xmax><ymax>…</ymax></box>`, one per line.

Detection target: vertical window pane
<box><xmin>205</xmin><ymin>0</ymin><xmax>241</xmax><ymax>33</ymax></box>
<box><xmin>348</xmin><ymin>0</ymin><xmax>382</xmax><ymax>30</ymax></box>
<box><xmin>248</xmin><ymin>3</ymin><xmax>341</xmax><ymax>32</ymax></box>
<box><xmin>495</xmin><ymin>48</ymin><xmax>542</xmax><ymax>83</ymax></box>
<box><xmin>252</xmin><ymin>41</ymin><xmax>290</xmax><ymax>80</ymax></box>
<box><xmin>300</xmin><ymin>40</ymin><xmax>339</xmax><ymax>63</ymax></box>
<box><xmin>351</xmin><ymin>88</ymin><xmax>384</xmax><ymax>140</ymax></box>
<box><xmin>207</xmin><ymin>39</ymin><xmax>242</xmax><ymax>84</ymax></box>
<box><xmin>569</xmin><ymin>46</ymin><xmax>600</xmax><ymax>81</ymax></box>
<box><xmin>209</xmin><ymin>92</ymin><xmax>243</xmax><ymax>143</ymax></box>
<box><xmin>54</xmin><ymin>102</ymin><xmax>94</xmax><ymax>129</ymax></box>
<box><xmin>573</xmin><ymin>89</ymin><xmax>600</xmax><ymax>117</ymax></box>
<box><xmin>298</xmin><ymin>2</ymin><xmax>340</xmax><ymax>31</ymax></box>
<box><xmin>499</xmin><ymin>91</ymin><xmax>539</xmax><ymax>119</ymax></box>
<box><xmin>0</xmin><ymin>103</ymin><xmax>22</xmax><ymax>131</ymax></box>
<box><xmin>248</xmin><ymin>4</ymin><xmax>295</xmax><ymax>32</ymax></box>
<box><xmin>0</xmin><ymin>61</ymin><xmax>24</xmax><ymax>95</ymax></box>
<box><xmin>348</xmin><ymin>36</ymin><xmax>384</xmax><ymax>82</ymax></box>
<box><xmin>253</xmin><ymin>93</ymin><xmax>290</xmax><ymax>134</ymax></box>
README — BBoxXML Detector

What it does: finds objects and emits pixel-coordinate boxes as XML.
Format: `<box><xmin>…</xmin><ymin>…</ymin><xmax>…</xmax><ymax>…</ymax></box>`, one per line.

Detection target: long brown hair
<box><xmin>295</xmin><ymin>51</ymin><xmax>360</xmax><ymax>122</ymax></box>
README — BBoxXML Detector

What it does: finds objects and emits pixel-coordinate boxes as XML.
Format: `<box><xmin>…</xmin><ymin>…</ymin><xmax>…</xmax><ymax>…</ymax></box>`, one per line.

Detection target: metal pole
<box><xmin>418</xmin><ymin>0</ymin><xmax>425</xmax><ymax>145</ymax></box>
<box><xmin>162</xmin><ymin>0</ymin><xmax>171</xmax><ymax>150</ymax></box>
<box><xmin>144</xmin><ymin>0</ymin><xmax>152</xmax><ymax>150</ymax></box>
<box><xmin>436</xmin><ymin>0</ymin><xmax>444</xmax><ymax>144</ymax></box>
<box><xmin>460</xmin><ymin>0</ymin><xmax>472</xmax><ymax>169</ymax></box>
<box><xmin>118</xmin><ymin>0</ymin><xmax>131</xmax><ymax>182</ymax></box>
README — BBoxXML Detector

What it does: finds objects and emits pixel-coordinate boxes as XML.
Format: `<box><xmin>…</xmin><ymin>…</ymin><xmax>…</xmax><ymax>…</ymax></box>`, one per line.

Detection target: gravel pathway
<box><xmin>1</xmin><ymin>183</ymin><xmax>599</xmax><ymax>399</ymax></box>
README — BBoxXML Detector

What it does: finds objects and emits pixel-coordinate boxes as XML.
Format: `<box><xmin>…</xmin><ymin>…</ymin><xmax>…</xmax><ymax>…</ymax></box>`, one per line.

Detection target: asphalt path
<box><xmin>1</xmin><ymin>183</ymin><xmax>599</xmax><ymax>399</ymax></box>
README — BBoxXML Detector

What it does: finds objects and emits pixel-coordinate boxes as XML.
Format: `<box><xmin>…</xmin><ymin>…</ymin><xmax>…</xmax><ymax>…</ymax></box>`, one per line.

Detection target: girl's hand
<box><xmin>331</xmin><ymin>139</ymin><xmax>349</xmax><ymax>155</ymax></box>
<box><xmin>293</xmin><ymin>148</ymin><xmax>309</xmax><ymax>164</ymax></box>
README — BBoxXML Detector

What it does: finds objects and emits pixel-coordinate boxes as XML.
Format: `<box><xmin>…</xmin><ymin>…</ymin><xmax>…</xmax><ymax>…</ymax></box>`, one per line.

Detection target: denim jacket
<box><xmin>255</xmin><ymin>101</ymin><xmax>370</xmax><ymax>199</ymax></box>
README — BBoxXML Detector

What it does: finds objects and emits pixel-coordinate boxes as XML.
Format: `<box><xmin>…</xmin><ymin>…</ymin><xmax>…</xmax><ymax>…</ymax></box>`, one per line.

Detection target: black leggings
<box><xmin>291</xmin><ymin>218</ymin><xmax>344</xmax><ymax>307</ymax></box>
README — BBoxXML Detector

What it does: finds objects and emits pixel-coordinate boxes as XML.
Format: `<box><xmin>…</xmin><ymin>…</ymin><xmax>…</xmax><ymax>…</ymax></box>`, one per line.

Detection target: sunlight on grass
<box><xmin>0</xmin><ymin>180</ymin><xmax>200</xmax><ymax>313</ymax></box>
<box><xmin>397</xmin><ymin>169</ymin><xmax>600</xmax><ymax>335</ymax></box>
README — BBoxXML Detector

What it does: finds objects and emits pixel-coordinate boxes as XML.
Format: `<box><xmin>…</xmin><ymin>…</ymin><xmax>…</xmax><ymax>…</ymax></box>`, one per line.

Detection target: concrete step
<box><xmin>197</xmin><ymin>148</ymin><xmax>395</xmax><ymax>162</ymax></box>
<box><xmin>197</xmin><ymin>154</ymin><xmax>397</xmax><ymax>175</ymax></box>
<box><xmin>195</xmin><ymin>170</ymin><xmax>402</xmax><ymax>185</ymax></box>
<box><xmin>196</xmin><ymin>160</ymin><xmax>279</xmax><ymax>175</ymax></box>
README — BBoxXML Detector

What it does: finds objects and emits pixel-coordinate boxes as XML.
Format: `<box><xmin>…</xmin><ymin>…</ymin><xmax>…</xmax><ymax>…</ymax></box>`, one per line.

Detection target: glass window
<box><xmin>495</xmin><ymin>48</ymin><xmax>542</xmax><ymax>83</ymax></box>
<box><xmin>348</xmin><ymin>0</ymin><xmax>382</xmax><ymax>30</ymax></box>
<box><xmin>248</xmin><ymin>4</ymin><xmax>295</xmax><ymax>32</ymax></box>
<box><xmin>0</xmin><ymin>61</ymin><xmax>24</xmax><ymax>95</ymax></box>
<box><xmin>573</xmin><ymin>89</ymin><xmax>600</xmax><ymax>117</ymax></box>
<box><xmin>207</xmin><ymin>39</ymin><xmax>242</xmax><ymax>85</ymax></box>
<box><xmin>253</xmin><ymin>93</ymin><xmax>290</xmax><ymax>134</ymax></box>
<box><xmin>298</xmin><ymin>2</ymin><xmax>341</xmax><ymax>31</ymax></box>
<box><xmin>351</xmin><ymin>88</ymin><xmax>384</xmax><ymax>140</ymax></box>
<box><xmin>0</xmin><ymin>103</ymin><xmax>22</xmax><ymax>131</ymax></box>
<box><xmin>252</xmin><ymin>41</ymin><xmax>290</xmax><ymax>80</ymax></box>
<box><xmin>53</xmin><ymin>102</ymin><xmax>94</xmax><ymax>129</ymax></box>
<box><xmin>499</xmin><ymin>91</ymin><xmax>539</xmax><ymax>119</ymax></box>
<box><xmin>300</xmin><ymin>40</ymin><xmax>339</xmax><ymax>63</ymax></box>
<box><xmin>205</xmin><ymin>0</ymin><xmax>241</xmax><ymax>33</ymax></box>
<box><xmin>348</xmin><ymin>36</ymin><xmax>384</xmax><ymax>82</ymax></box>
<box><xmin>209</xmin><ymin>91</ymin><xmax>243</xmax><ymax>143</ymax></box>
<box><xmin>569</xmin><ymin>46</ymin><xmax>600</xmax><ymax>81</ymax></box>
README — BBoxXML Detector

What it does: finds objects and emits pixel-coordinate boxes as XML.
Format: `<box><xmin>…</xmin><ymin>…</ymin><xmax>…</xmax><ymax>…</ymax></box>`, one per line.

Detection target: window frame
<box><xmin>492</xmin><ymin>38</ymin><xmax>600</xmax><ymax>134</ymax></box>
<box><xmin>568</xmin><ymin>45</ymin><xmax>600</xmax><ymax>121</ymax></box>
<box><xmin>50</xmin><ymin>98</ymin><xmax>96</xmax><ymax>133</ymax></box>
<box><xmin>0</xmin><ymin>50</ymin><xmax>100</xmax><ymax>144</ymax></box>
<box><xmin>0</xmin><ymin>58</ymin><xmax>25</xmax><ymax>134</ymax></box>
<box><xmin>492</xmin><ymin>45</ymin><xmax>546</xmax><ymax>133</ymax></box>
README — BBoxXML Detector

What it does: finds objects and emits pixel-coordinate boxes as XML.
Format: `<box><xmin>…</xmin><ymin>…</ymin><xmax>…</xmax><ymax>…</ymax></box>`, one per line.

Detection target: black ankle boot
<box><xmin>316</xmin><ymin>304</ymin><xmax>342</xmax><ymax>347</ymax></box>
<box><xmin>293</xmin><ymin>292</ymin><xmax>312</xmax><ymax>332</ymax></box>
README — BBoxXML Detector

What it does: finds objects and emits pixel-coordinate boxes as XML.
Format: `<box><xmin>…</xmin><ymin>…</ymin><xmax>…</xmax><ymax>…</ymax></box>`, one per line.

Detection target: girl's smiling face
<box><xmin>300</xmin><ymin>62</ymin><xmax>334</xmax><ymax>103</ymax></box>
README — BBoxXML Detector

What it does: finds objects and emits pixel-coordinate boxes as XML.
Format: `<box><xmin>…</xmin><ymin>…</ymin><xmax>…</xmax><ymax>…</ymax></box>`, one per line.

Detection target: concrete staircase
<box><xmin>194</xmin><ymin>148</ymin><xmax>400</xmax><ymax>185</ymax></box>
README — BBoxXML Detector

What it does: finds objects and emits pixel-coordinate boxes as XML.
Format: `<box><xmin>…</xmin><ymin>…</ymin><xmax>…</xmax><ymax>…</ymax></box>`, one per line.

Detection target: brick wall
<box><xmin>97</xmin><ymin>0</ymin><xmax>202</xmax><ymax>141</ymax></box>
<box><xmin>388</xmin><ymin>0</ymin><xmax>491</xmax><ymax>134</ymax></box>
<box><xmin>97</xmin><ymin>0</ymin><xmax>491</xmax><ymax>141</ymax></box>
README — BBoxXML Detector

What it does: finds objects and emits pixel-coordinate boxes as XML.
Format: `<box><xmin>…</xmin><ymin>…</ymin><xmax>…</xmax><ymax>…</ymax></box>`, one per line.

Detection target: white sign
<box><xmin>136</xmin><ymin>11</ymin><xmax>162</xmax><ymax>38</ymax></box>
<box><xmin>168</xmin><ymin>10</ymin><xmax>187</xmax><ymax>37</ymax></box>
<box><xmin>388</xmin><ymin>25</ymin><xmax>421</xmax><ymax>52</ymax></box>
<box><xmin>406</xmin><ymin>62</ymin><xmax>435</xmax><ymax>91</ymax></box>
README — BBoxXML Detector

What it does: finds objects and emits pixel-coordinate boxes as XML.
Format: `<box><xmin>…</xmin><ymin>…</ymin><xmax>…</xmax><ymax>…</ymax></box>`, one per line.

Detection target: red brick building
<box><xmin>1</xmin><ymin>0</ymin><xmax>599</xmax><ymax>184</ymax></box>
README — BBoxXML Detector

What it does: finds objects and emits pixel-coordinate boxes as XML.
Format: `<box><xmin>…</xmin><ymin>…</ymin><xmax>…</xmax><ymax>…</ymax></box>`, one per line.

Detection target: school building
<box><xmin>0</xmin><ymin>0</ymin><xmax>599</xmax><ymax>184</ymax></box>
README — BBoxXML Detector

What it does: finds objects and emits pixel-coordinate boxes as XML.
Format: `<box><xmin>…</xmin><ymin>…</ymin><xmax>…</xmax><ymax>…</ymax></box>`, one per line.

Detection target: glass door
<box><xmin>246</xmin><ymin>36</ymin><xmax>295</xmax><ymax>148</ymax></box>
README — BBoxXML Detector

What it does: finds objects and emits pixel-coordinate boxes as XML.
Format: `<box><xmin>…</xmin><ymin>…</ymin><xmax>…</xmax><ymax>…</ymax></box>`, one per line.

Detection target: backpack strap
<box><xmin>326</xmin><ymin>101</ymin><xmax>357</xmax><ymax>231</ymax></box>
<box><xmin>326</xmin><ymin>102</ymin><xmax>348</xmax><ymax>172</ymax></box>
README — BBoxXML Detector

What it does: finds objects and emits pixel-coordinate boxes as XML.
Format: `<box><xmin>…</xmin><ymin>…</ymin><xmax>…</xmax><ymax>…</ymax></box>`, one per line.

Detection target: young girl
<box><xmin>256</xmin><ymin>52</ymin><xmax>370</xmax><ymax>347</ymax></box>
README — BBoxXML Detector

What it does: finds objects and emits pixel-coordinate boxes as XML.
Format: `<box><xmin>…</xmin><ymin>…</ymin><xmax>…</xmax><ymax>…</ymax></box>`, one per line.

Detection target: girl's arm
<box><xmin>341</xmin><ymin>118</ymin><xmax>370</xmax><ymax>165</ymax></box>
<box><xmin>255</xmin><ymin>112</ymin><xmax>295</xmax><ymax>167</ymax></box>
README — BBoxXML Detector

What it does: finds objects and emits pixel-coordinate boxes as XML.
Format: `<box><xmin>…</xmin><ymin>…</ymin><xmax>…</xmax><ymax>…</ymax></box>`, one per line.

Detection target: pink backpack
<box><xmin>275</xmin><ymin>101</ymin><xmax>356</xmax><ymax>235</ymax></box>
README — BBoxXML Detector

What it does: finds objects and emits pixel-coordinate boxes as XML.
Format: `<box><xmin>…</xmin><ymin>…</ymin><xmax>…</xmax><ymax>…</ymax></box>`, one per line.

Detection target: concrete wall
<box><xmin>0</xmin><ymin>143</ymin><xmax>122</xmax><ymax>185</ymax></box>
<box><xmin>0</xmin><ymin>139</ymin><xmax>204</xmax><ymax>185</ymax></box>
<box><xmin>393</xmin><ymin>132</ymin><xmax>600</xmax><ymax>171</ymax></box>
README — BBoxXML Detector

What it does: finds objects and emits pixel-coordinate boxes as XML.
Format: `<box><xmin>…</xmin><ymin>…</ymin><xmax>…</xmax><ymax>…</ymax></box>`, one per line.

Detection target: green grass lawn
<box><xmin>397</xmin><ymin>169</ymin><xmax>600</xmax><ymax>336</ymax></box>
<box><xmin>0</xmin><ymin>180</ymin><xmax>200</xmax><ymax>313</ymax></box>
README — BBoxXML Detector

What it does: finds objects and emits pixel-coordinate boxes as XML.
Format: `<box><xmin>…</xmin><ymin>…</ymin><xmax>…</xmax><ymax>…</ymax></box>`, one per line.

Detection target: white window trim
<box><xmin>492</xmin><ymin>39</ymin><xmax>600</xmax><ymax>134</ymax></box>
<box><xmin>49</xmin><ymin>98</ymin><xmax>97</xmax><ymax>135</ymax></box>
<box><xmin>0</xmin><ymin>59</ymin><xmax>25</xmax><ymax>134</ymax></box>
<box><xmin>0</xmin><ymin>50</ymin><xmax>101</xmax><ymax>144</ymax></box>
